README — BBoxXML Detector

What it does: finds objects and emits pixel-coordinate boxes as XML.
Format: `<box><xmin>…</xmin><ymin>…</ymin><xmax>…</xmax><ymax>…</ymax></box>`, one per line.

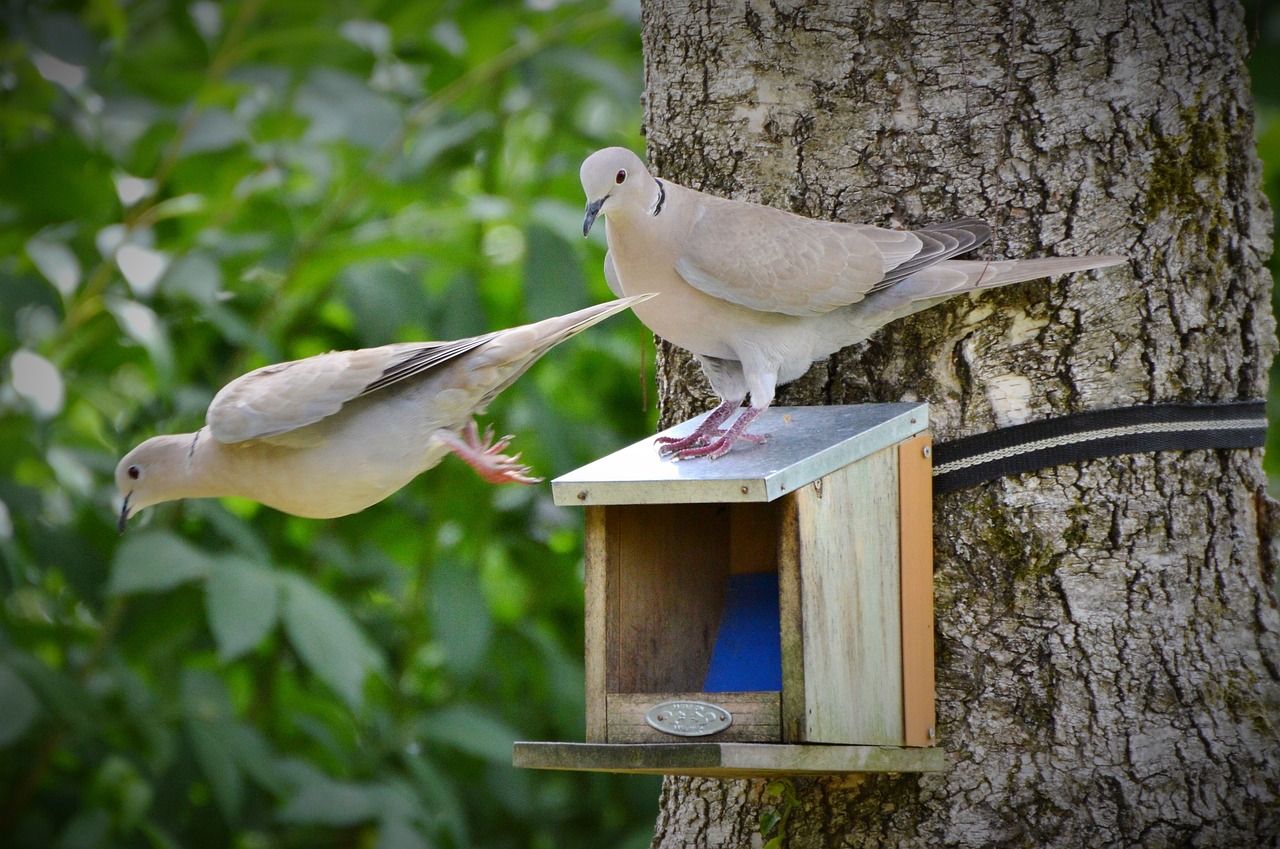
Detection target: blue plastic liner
<box><xmin>703</xmin><ymin>571</ymin><xmax>782</xmax><ymax>692</ymax></box>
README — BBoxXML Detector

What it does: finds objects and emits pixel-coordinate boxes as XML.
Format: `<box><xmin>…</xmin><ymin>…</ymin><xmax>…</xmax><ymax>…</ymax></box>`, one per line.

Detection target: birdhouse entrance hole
<box><xmin>515</xmin><ymin>405</ymin><xmax>946</xmax><ymax>776</ymax></box>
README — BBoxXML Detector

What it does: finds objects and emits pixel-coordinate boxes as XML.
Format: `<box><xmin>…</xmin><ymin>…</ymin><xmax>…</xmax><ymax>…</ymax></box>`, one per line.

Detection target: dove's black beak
<box><xmin>118</xmin><ymin>493</ymin><xmax>131</xmax><ymax>534</ymax></box>
<box><xmin>583</xmin><ymin>197</ymin><xmax>606</xmax><ymax>237</ymax></box>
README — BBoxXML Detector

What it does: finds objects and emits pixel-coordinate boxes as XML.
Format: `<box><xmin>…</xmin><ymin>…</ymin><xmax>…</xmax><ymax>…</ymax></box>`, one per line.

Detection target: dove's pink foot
<box><xmin>659</xmin><ymin>405</ymin><xmax>767</xmax><ymax>460</ymax></box>
<box><xmin>655</xmin><ymin>400</ymin><xmax>740</xmax><ymax>455</ymax></box>
<box><xmin>444</xmin><ymin>420</ymin><xmax>542</xmax><ymax>484</ymax></box>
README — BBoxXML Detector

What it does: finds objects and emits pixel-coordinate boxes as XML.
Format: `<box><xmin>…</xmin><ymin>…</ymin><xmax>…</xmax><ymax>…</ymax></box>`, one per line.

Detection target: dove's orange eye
<box><xmin>128</xmin><ymin>465</ymin><xmax>140</xmax><ymax>480</ymax></box>
<box><xmin>615</xmin><ymin>169</ymin><xmax>627</xmax><ymax>184</ymax></box>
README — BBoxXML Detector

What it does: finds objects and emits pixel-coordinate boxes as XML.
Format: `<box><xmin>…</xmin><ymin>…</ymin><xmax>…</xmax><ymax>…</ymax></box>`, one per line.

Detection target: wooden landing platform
<box><xmin>513</xmin><ymin>741</ymin><xmax>948</xmax><ymax>778</ymax></box>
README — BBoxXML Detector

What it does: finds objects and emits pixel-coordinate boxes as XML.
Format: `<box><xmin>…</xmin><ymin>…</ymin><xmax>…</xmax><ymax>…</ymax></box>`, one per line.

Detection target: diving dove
<box><xmin>580</xmin><ymin>147</ymin><xmax>1126</xmax><ymax>459</ymax></box>
<box><xmin>115</xmin><ymin>295</ymin><xmax>653</xmax><ymax>527</ymax></box>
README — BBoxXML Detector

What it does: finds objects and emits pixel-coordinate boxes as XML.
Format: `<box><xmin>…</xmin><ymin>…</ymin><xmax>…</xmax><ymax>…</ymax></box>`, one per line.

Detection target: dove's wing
<box><xmin>870</xmin><ymin>219</ymin><xmax>991</xmax><ymax>289</ymax></box>
<box><xmin>206</xmin><ymin>336</ymin><xmax>493</xmax><ymax>444</ymax></box>
<box><xmin>675</xmin><ymin>193</ymin><xmax>991</xmax><ymax>317</ymax></box>
<box><xmin>603</xmin><ymin>252</ymin><xmax>624</xmax><ymax>298</ymax></box>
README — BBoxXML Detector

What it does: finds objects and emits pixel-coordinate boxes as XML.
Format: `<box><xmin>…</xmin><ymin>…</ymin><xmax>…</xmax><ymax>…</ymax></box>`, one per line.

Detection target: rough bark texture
<box><xmin>643</xmin><ymin>0</ymin><xmax>1280</xmax><ymax>846</ymax></box>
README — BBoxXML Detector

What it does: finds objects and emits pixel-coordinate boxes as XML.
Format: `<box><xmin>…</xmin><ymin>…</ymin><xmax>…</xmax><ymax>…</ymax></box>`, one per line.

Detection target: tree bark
<box><xmin>642</xmin><ymin>0</ymin><xmax>1280</xmax><ymax>846</ymax></box>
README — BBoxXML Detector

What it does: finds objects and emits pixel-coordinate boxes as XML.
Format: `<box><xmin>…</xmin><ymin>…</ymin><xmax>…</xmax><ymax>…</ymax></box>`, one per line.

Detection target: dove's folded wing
<box><xmin>674</xmin><ymin>201</ymin><xmax>995</xmax><ymax>317</ymax></box>
<box><xmin>673</xmin><ymin>196</ymin><xmax>892</xmax><ymax>316</ymax></box>
<box><xmin>603</xmin><ymin>252</ymin><xmax>624</xmax><ymax>298</ymax></box>
<box><xmin>206</xmin><ymin>337</ymin><xmax>493</xmax><ymax>444</ymax></box>
<box><xmin>868</xmin><ymin>218</ymin><xmax>991</xmax><ymax>290</ymax></box>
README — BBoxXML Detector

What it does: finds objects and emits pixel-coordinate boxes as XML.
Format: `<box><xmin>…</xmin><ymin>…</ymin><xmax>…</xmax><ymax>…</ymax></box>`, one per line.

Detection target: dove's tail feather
<box><xmin>470</xmin><ymin>294</ymin><xmax>656</xmax><ymax>403</ymax></box>
<box><xmin>531</xmin><ymin>293</ymin><xmax>656</xmax><ymax>339</ymax></box>
<box><xmin>896</xmin><ymin>254</ymin><xmax>1127</xmax><ymax>303</ymax></box>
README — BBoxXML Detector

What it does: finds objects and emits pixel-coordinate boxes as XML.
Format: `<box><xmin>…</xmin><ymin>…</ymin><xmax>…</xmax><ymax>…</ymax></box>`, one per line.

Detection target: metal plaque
<box><xmin>644</xmin><ymin>699</ymin><xmax>734</xmax><ymax>737</ymax></box>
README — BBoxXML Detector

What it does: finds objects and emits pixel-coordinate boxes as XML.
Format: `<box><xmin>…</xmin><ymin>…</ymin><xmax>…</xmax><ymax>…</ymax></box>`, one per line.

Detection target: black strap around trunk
<box><xmin>931</xmin><ymin>401</ymin><xmax>1268</xmax><ymax>495</ymax></box>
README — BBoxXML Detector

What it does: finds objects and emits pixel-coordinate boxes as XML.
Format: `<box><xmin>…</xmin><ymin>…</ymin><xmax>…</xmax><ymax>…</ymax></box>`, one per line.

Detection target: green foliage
<box><xmin>0</xmin><ymin>1</ymin><xmax>661</xmax><ymax>847</ymax></box>
<box><xmin>757</xmin><ymin>778</ymin><xmax>799</xmax><ymax>849</ymax></box>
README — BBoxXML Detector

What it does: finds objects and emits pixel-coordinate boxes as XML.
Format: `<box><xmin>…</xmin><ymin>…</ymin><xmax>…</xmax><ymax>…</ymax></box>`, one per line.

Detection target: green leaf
<box><xmin>402</xmin><ymin>753</ymin><xmax>469</xmax><ymax>847</ymax></box>
<box><xmin>205</xmin><ymin>556</ymin><xmax>278</xmax><ymax>661</ymax></box>
<box><xmin>182</xmin><ymin>671</ymin><xmax>242</xmax><ymax>822</ymax></box>
<box><xmin>177</xmin><ymin>108</ymin><xmax>244</xmax><ymax>155</ymax></box>
<box><xmin>3</xmin><ymin>651</ymin><xmax>93</xmax><ymax>733</ymax></box>
<box><xmin>55</xmin><ymin>806</ymin><xmax>110</xmax><ymax>849</ymax></box>
<box><xmin>0</xmin><ymin>663</ymin><xmax>41</xmax><ymax>746</ymax></box>
<box><xmin>415</xmin><ymin>705</ymin><xmax>519</xmax><ymax>763</ymax></box>
<box><xmin>25</xmin><ymin>235</ymin><xmax>81</xmax><ymax>297</ymax></box>
<box><xmin>279</xmin><ymin>574</ymin><xmax>383</xmax><ymax>709</ymax></box>
<box><xmin>295</xmin><ymin>68</ymin><xmax>399</xmax><ymax>149</ymax></box>
<box><xmin>430</xmin><ymin>560</ymin><xmax>492</xmax><ymax>676</ymax></box>
<box><xmin>109</xmin><ymin>531</ymin><xmax>212</xmax><ymax>595</ymax></box>
<box><xmin>222</xmin><ymin>721</ymin><xmax>284</xmax><ymax>795</ymax></box>
<box><xmin>523</xmin><ymin>223</ymin><xmax>590</xmax><ymax>319</ymax></box>
<box><xmin>377</xmin><ymin>816</ymin><xmax>431</xmax><ymax>849</ymax></box>
<box><xmin>278</xmin><ymin>777</ymin><xmax>378</xmax><ymax>826</ymax></box>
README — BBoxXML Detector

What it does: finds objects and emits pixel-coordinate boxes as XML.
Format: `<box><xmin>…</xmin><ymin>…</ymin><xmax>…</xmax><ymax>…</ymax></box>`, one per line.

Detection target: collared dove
<box><xmin>580</xmin><ymin>147</ymin><xmax>1126</xmax><ymax>459</ymax></box>
<box><xmin>115</xmin><ymin>295</ymin><xmax>653</xmax><ymax>527</ymax></box>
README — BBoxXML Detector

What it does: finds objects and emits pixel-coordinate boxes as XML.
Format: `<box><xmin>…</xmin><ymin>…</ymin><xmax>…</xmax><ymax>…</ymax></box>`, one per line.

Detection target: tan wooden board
<box><xmin>898</xmin><ymin>434</ymin><xmax>937</xmax><ymax>747</ymax></box>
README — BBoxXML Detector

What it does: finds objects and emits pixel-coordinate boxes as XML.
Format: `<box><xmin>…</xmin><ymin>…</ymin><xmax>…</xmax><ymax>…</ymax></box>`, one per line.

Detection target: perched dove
<box><xmin>115</xmin><ymin>295</ymin><xmax>652</xmax><ymax>527</ymax></box>
<box><xmin>580</xmin><ymin>147</ymin><xmax>1126</xmax><ymax>459</ymax></box>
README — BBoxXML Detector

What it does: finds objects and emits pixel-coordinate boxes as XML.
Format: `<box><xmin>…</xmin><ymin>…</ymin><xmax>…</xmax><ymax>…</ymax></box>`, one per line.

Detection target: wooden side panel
<box><xmin>608</xmin><ymin>503</ymin><xmax>730</xmax><ymax>697</ymax></box>
<box><xmin>777</xmin><ymin>495</ymin><xmax>806</xmax><ymax>742</ymax></box>
<box><xmin>584</xmin><ymin>506</ymin><xmax>609</xmax><ymax>742</ymax></box>
<box><xmin>605</xmin><ymin>691</ymin><xmax>780</xmax><ymax>743</ymax></box>
<box><xmin>794</xmin><ymin>447</ymin><xmax>904</xmax><ymax>744</ymax></box>
<box><xmin>898</xmin><ymin>434</ymin><xmax>937</xmax><ymax>747</ymax></box>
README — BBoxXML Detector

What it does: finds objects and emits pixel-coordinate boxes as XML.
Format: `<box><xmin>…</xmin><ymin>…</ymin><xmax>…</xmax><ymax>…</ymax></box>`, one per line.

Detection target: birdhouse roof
<box><xmin>552</xmin><ymin>403</ymin><xmax>928</xmax><ymax>506</ymax></box>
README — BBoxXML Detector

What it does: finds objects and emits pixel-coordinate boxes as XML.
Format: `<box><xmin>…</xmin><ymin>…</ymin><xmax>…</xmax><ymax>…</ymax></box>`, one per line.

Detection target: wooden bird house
<box><xmin>514</xmin><ymin>404</ymin><xmax>944</xmax><ymax>777</ymax></box>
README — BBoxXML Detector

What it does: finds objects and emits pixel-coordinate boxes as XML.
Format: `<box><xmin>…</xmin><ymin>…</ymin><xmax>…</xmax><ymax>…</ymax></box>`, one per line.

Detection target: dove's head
<box><xmin>115</xmin><ymin>434</ymin><xmax>194</xmax><ymax>531</ymax></box>
<box><xmin>580</xmin><ymin>147</ymin><xmax>652</xmax><ymax>236</ymax></box>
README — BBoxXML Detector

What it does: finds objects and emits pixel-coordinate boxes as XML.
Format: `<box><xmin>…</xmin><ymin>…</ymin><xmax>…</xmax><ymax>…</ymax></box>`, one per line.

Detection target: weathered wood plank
<box><xmin>794</xmin><ymin>448</ymin><xmax>904</xmax><ymax>744</ymax></box>
<box><xmin>513</xmin><ymin>741</ymin><xmax>949</xmax><ymax>776</ymax></box>
<box><xmin>898</xmin><ymin>435</ymin><xmax>937</xmax><ymax>748</ymax></box>
<box><xmin>777</xmin><ymin>494</ymin><xmax>805</xmax><ymax>742</ymax></box>
<box><xmin>605</xmin><ymin>691</ymin><xmax>781</xmax><ymax>743</ymax></box>
<box><xmin>584</xmin><ymin>506</ymin><xmax>608</xmax><ymax>742</ymax></box>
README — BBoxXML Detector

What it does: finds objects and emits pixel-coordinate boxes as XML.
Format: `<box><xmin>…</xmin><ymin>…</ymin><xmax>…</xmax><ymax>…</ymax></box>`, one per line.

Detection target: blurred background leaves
<box><xmin>0</xmin><ymin>0</ymin><xmax>660</xmax><ymax>847</ymax></box>
<box><xmin>3</xmin><ymin>1</ymin><xmax>1280</xmax><ymax>848</ymax></box>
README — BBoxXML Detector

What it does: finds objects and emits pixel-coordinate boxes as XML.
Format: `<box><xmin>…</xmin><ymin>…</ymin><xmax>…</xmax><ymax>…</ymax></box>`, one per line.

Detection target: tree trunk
<box><xmin>642</xmin><ymin>0</ymin><xmax>1280</xmax><ymax>846</ymax></box>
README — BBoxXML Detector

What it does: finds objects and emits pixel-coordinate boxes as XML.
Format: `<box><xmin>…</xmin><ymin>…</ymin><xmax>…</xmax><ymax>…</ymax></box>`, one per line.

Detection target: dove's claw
<box><xmin>655</xmin><ymin>405</ymin><xmax>766</xmax><ymax>461</ymax></box>
<box><xmin>654</xmin><ymin>399</ymin><xmax>743</xmax><ymax>456</ymax></box>
<box><xmin>447</xmin><ymin>421</ymin><xmax>543</xmax><ymax>485</ymax></box>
